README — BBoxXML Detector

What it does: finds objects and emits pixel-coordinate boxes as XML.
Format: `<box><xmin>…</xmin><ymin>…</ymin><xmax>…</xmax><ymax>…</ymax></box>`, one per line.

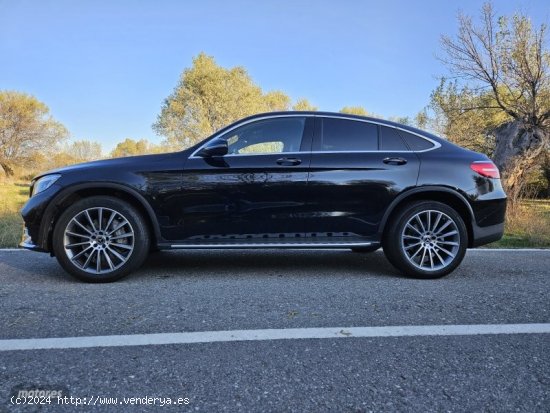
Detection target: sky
<box><xmin>0</xmin><ymin>0</ymin><xmax>548</xmax><ymax>152</ymax></box>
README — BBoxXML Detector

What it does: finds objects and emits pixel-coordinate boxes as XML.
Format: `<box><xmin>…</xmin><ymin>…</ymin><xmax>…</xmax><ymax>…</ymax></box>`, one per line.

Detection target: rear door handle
<box><xmin>383</xmin><ymin>157</ymin><xmax>407</xmax><ymax>166</ymax></box>
<box><xmin>276</xmin><ymin>157</ymin><xmax>302</xmax><ymax>166</ymax></box>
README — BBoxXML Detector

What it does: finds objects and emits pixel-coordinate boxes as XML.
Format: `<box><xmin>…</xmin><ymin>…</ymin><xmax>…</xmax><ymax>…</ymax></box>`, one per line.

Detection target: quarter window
<box><xmin>222</xmin><ymin>117</ymin><xmax>306</xmax><ymax>155</ymax></box>
<box><xmin>398</xmin><ymin>130</ymin><xmax>435</xmax><ymax>151</ymax></box>
<box><xmin>380</xmin><ymin>126</ymin><xmax>408</xmax><ymax>151</ymax></box>
<box><xmin>320</xmin><ymin>118</ymin><xmax>378</xmax><ymax>151</ymax></box>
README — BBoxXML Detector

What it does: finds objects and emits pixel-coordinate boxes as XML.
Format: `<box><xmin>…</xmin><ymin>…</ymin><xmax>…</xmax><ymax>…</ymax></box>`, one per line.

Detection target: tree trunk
<box><xmin>491</xmin><ymin>121</ymin><xmax>549</xmax><ymax>204</ymax></box>
<box><xmin>0</xmin><ymin>161</ymin><xmax>14</xmax><ymax>177</ymax></box>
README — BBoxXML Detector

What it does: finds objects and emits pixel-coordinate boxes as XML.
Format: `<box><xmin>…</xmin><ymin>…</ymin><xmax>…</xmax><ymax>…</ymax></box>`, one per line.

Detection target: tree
<box><xmin>340</xmin><ymin>106</ymin><xmax>369</xmax><ymax>116</ymax></box>
<box><xmin>111</xmin><ymin>138</ymin><xmax>161</xmax><ymax>158</ymax></box>
<box><xmin>437</xmin><ymin>2</ymin><xmax>550</xmax><ymax>202</ymax></box>
<box><xmin>154</xmin><ymin>53</ymin><xmax>294</xmax><ymax>150</ymax></box>
<box><xmin>64</xmin><ymin>140</ymin><xmax>103</xmax><ymax>163</ymax></box>
<box><xmin>0</xmin><ymin>91</ymin><xmax>68</xmax><ymax>176</ymax></box>
<box><xmin>293</xmin><ymin>98</ymin><xmax>317</xmax><ymax>111</ymax></box>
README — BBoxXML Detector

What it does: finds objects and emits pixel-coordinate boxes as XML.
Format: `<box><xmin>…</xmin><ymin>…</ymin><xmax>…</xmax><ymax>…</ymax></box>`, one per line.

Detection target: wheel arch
<box><xmin>378</xmin><ymin>186</ymin><xmax>475</xmax><ymax>247</ymax></box>
<box><xmin>40</xmin><ymin>183</ymin><xmax>161</xmax><ymax>253</ymax></box>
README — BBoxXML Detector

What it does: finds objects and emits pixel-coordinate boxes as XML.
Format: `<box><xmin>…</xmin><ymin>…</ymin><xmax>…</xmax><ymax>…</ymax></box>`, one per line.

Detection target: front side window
<box><xmin>320</xmin><ymin>118</ymin><xmax>378</xmax><ymax>151</ymax></box>
<box><xmin>221</xmin><ymin>117</ymin><xmax>306</xmax><ymax>155</ymax></box>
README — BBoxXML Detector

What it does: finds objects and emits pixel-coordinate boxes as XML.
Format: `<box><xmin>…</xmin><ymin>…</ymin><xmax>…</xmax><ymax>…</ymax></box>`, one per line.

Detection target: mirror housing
<box><xmin>196</xmin><ymin>139</ymin><xmax>228</xmax><ymax>157</ymax></box>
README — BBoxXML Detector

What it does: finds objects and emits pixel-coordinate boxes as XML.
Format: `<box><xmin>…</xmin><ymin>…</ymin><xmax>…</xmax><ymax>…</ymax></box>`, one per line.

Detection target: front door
<box><xmin>175</xmin><ymin>116</ymin><xmax>313</xmax><ymax>243</ymax></box>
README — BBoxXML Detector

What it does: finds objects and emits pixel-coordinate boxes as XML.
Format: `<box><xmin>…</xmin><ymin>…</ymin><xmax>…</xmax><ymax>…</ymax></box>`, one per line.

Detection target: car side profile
<box><xmin>20</xmin><ymin>112</ymin><xmax>506</xmax><ymax>282</ymax></box>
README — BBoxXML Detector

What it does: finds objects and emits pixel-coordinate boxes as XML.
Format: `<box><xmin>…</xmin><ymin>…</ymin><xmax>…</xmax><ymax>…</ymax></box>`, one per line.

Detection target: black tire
<box><xmin>52</xmin><ymin>196</ymin><xmax>150</xmax><ymax>282</ymax></box>
<box><xmin>350</xmin><ymin>245</ymin><xmax>380</xmax><ymax>253</ymax></box>
<box><xmin>382</xmin><ymin>201</ymin><xmax>468</xmax><ymax>279</ymax></box>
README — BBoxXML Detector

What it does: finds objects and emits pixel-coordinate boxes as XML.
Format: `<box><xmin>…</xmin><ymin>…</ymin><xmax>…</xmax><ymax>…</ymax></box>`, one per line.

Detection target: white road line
<box><xmin>0</xmin><ymin>324</ymin><xmax>549</xmax><ymax>352</ymax></box>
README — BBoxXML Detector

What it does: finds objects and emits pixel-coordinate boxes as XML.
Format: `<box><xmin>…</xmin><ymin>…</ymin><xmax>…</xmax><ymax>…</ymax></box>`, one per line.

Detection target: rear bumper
<box><xmin>471</xmin><ymin>221</ymin><xmax>505</xmax><ymax>247</ymax></box>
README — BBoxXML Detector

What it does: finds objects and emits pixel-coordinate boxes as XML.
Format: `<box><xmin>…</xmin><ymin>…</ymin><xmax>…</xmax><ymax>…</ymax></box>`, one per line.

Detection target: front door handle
<box><xmin>383</xmin><ymin>157</ymin><xmax>407</xmax><ymax>166</ymax></box>
<box><xmin>276</xmin><ymin>157</ymin><xmax>302</xmax><ymax>166</ymax></box>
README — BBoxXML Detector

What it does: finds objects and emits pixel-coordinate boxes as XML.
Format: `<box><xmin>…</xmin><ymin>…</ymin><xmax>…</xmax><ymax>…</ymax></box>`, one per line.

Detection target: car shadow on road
<box><xmin>135</xmin><ymin>249</ymin><xmax>401</xmax><ymax>280</ymax></box>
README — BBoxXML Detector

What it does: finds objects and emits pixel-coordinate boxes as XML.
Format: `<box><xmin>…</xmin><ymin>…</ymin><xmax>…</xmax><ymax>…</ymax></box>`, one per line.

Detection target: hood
<box><xmin>34</xmin><ymin>152</ymin><xmax>182</xmax><ymax>180</ymax></box>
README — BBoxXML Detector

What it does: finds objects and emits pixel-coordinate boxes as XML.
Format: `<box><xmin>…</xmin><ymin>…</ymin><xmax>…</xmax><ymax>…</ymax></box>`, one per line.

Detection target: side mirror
<box><xmin>196</xmin><ymin>139</ymin><xmax>228</xmax><ymax>157</ymax></box>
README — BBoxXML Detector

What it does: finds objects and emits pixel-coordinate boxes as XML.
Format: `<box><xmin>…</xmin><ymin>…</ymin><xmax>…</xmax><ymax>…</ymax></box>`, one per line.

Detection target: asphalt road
<box><xmin>0</xmin><ymin>249</ymin><xmax>549</xmax><ymax>412</ymax></box>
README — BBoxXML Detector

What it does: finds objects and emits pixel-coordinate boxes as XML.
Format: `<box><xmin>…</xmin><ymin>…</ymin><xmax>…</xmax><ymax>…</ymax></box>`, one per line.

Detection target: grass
<box><xmin>0</xmin><ymin>180</ymin><xmax>548</xmax><ymax>249</ymax></box>
<box><xmin>489</xmin><ymin>199</ymin><xmax>550</xmax><ymax>248</ymax></box>
<box><xmin>0</xmin><ymin>180</ymin><xmax>29</xmax><ymax>248</ymax></box>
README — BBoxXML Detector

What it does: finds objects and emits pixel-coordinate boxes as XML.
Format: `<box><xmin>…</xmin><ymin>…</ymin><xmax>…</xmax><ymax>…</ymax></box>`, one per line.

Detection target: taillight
<box><xmin>470</xmin><ymin>161</ymin><xmax>500</xmax><ymax>179</ymax></box>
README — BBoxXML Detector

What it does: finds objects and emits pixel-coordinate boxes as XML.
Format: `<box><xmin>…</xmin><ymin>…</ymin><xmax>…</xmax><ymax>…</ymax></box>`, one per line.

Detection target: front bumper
<box><xmin>19</xmin><ymin>226</ymin><xmax>48</xmax><ymax>252</ymax></box>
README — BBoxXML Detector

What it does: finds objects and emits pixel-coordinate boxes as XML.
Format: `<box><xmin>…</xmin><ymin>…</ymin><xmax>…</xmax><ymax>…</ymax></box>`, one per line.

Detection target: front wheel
<box><xmin>52</xmin><ymin>196</ymin><xmax>150</xmax><ymax>282</ymax></box>
<box><xmin>383</xmin><ymin>201</ymin><xmax>468</xmax><ymax>279</ymax></box>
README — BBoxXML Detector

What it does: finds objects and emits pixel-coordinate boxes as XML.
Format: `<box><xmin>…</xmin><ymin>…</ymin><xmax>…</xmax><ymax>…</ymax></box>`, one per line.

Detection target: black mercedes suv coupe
<box><xmin>20</xmin><ymin>112</ymin><xmax>506</xmax><ymax>282</ymax></box>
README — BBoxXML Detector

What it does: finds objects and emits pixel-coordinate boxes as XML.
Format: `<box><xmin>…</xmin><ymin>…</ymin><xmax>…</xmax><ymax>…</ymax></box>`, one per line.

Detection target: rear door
<box><xmin>304</xmin><ymin>116</ymin><xmax>420</xmax><ymax>240</ymax></box>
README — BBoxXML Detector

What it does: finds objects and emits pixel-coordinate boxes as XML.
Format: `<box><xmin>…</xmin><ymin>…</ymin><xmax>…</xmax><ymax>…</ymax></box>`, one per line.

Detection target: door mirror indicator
<box><xmin>196</xmin><ymin>139</ymin><xmax>228</xmax><ymax>157</ymax></box>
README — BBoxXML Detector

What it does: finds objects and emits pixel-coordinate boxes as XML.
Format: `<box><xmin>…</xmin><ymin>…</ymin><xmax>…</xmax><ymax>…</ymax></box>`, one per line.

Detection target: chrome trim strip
<box><xmin>170</xmin><ymin>242</ymin><xmax>375</xmax><ymax>249</ymax></box>
<box><xmin>189</xmin><ymin>113</ymin><xmax>441</xmax><ymax>159</ymax></box>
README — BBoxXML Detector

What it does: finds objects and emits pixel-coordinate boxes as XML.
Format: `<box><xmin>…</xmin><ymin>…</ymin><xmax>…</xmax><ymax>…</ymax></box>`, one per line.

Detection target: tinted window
<box><xmin>320</xmin><ymin>118</ymin><xmax>377</xmax><ymax>151</ymax></box>
<box><xmin>398</xmin><ymin>130</ymin><xmax>435</xmax><ymax>151</ymax></box>
<box><xmin>222</xmin><ymin>117</ymin><xmax>305</xmax><ymax>155</ymax></box>
<box><xmin>380</xmin><ymin>126</ymin><xmax>408</xmax><ymax>151</ymax></box>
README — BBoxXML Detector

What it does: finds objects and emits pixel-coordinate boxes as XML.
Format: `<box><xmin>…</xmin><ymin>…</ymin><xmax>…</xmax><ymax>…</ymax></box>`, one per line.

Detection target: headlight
<box><xmin>32</xmin><ymin>174</ymin><xmax>61</xmax><ymax>196</ymax></box>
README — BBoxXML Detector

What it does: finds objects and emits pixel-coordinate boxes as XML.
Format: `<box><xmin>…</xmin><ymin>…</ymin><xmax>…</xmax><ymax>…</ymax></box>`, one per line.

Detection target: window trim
<box><xmin>190</xmin><ymin>114</ymin><xmax>441</xmax><ymax>158</ymax></box>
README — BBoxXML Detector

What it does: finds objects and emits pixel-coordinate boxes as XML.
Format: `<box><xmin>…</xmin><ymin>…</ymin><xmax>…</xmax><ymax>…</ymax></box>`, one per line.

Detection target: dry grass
<box><xmin>490</xmin><ymin>199</ymin><xmax>550</xmax><ymax>248</ymax></box>
<box><xmin>0</xmin><ymin>179</ymin><xmax>29</xmax><ymax>248</ymax></box>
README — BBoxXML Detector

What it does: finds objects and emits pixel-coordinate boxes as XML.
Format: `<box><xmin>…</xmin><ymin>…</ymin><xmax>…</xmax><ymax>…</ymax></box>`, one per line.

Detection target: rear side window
<box><xmin>380</xmin><ymin>126</ymin><xmax>408</xmax><ymax>151</ymax></box>
<box><xmin>320</xmin><ymin>118</ymin><xmax>378</xmax><ymax>151</ymax></box>
<box><xmin>398</xmin><ymin>130</ymin><xmax>435</xmax><ymax>151</ymax></box>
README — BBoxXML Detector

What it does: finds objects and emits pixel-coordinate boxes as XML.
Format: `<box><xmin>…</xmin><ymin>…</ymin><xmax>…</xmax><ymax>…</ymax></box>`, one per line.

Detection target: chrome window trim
<box><xmin>189</xmin><ymin>113</ymin><xmax>441</xmax><ymax>159</ymax></box>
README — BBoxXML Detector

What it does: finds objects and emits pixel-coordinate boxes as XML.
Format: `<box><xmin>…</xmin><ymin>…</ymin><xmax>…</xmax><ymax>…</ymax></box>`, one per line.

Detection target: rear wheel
<box><xmin>383</xmin><ymin>201</ymin><xmax>468</xmax><ymax>279</ymax></box>
<box><xmin>52</xmin><ymin>196</ymin><xmax>150</xmax><ymax>282</ymax></box>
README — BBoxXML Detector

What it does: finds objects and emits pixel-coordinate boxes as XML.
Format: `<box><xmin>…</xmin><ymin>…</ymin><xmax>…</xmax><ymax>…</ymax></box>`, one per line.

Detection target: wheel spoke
<box><xmin>415</xmin><ymin>215</ymin><xmax>426</xmax><ymax>233</ymax></box>
<box><xmin>103</xmin><ymin>250</ymin><xmax>115</xmax><ymax>270</ymax></box>
<box><xmin>432</xmin><ymin>212</ymin><xmax>443</xmax><ymax>233</ymax></box>
<box><xmin>96</xmin><ymin>250</ymin><xmax>101</xmax><ymax>273</ymax></box>
<box><xmin>435</xmin><ymin>219</ymin><xmax>452</xmax><ymax>235</ymax></box>
<box><xmin>439</xmin><ymin>230</ymin><xmax>458</xmax><ymax>238</ymax></box>
<box><xmin>428</xmin><ymin>249</ymin><xmax>434</xmax><ymax>269</ymax></box>
<box><xmin>66</xmin><ymin>231</ymin><xmax>89</xmax><ymax>239</ymax></box>
<box><xmin>105</xmin><ymin>211</ymin><xmax>116</xmax><ymax>232</ymax></box>
<box><xmin>110</xmin><ymin>232</ymin><xmax>133</xmax><ymax>240</ymax></box>
<box><xmin>433</xmin><ymin>249</ymin><xmax>446</xmax><ymax>265</ymax></box>
<box><xmin>71</xmin><ymin>246</ymin><xmax>93</xmax><ymax>261</ymax></box>
<box><xmin>98</xmin><ymin>208</ymin><xmax>103</xmax><ymax>231</ymax></box>
<box><xmin>406</xmin><ymin>223</ymin><xmax>422</xmax><ymax>235</ymax></box>
<box><xmin>405</xmin><ymin>242</ymin><xmax>422</xmax><ymax>250</ymax></box>
<box><xmin>84</xmin><ymin>210</ymin><xmax>97</xmax><ymax>232</ymax></box>
<box><xmin>72</xmin><ymin>219</ymin><xmax>93</xmax><ymax>235</ymax></box>
<box><xmin>108</xmin><ymin>220</ymin><xmax>128</xmax><ymax>235</ymax></box>
<box><xmin>403</xmin><ymin>234</ymin><xmax>421</xmax><ymax>240</ymax></box>
<box><xmin>111</xmin><ymin>243</ymin><xmax>132</xmax><ymax>250</ymax></box>
<box><xmin>66</xmin><ymin>241</ymin><xmax>90</xmax><ymax>248</ymax></box>
<box><xmin>82</xmin><ymin>250</ymin><xmax>95</xmax><ymax>269</ymax></box>
<box><xmin>106</xmin><ymin>246</ymin><xmax>127</xmax><ymax>262</ymax></box>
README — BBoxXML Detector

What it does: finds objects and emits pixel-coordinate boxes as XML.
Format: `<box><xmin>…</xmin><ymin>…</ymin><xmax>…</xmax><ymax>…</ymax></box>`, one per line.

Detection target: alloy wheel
<box><xmin>400</xmin><ymin>209</ymin><xmax>460</xmax><ymax>271</ymax></box>
<box><xmin>63</xmin><ymin>207</ymin><xmax>135</xmax><ymax>274</ymax></box>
